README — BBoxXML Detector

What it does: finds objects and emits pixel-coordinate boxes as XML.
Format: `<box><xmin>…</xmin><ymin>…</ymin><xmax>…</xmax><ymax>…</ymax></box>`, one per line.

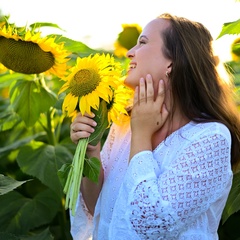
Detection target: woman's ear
<box><xmin>167</xmin><ymin>63</ymin><xmax>172</xmax><ymax>73</ymax></box>
<box><xmin>165</xmin><ymin>63</ymin><xmax>172</xmax><ymax>78</ymax></box>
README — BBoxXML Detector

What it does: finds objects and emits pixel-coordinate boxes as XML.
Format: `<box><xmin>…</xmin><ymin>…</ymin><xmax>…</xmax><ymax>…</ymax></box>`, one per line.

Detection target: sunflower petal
<box><xmin>67</xmin><ymin>94</ymin><xmax>78</xmax><ymax>115</ymax></box>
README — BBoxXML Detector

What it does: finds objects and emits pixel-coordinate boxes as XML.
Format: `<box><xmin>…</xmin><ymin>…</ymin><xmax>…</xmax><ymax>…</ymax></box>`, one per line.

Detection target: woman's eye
<box><xmin>139</xmin><ymin>40</ymin><xmax>145</xmax><ymax>45</ymax></box>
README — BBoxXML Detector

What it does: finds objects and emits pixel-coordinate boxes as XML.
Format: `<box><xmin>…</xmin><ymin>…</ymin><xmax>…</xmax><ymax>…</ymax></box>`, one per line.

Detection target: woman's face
<box><xmin>124</xmin><ymin>18</ymin><xmax>172</xmax><ymax>96</ymax></box>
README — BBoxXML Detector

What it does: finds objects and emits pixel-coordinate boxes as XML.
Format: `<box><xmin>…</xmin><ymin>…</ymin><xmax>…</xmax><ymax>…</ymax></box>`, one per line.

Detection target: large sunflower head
<box><xmin>59</xmin><ymin>53</ymin><xmax>122</xmax><ymax>119</ymax></box>
<box><xmin>0</xmin><ymin>24</ymin><xmax>70</xmax><ymax>77</ymax></box>
<box><xmin>114</xmin><ymin>23</ymin><xmax>142</xmax><ymax>58</ymax></box>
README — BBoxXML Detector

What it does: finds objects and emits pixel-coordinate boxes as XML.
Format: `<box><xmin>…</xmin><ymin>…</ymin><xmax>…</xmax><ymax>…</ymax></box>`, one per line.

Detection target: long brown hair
<box><xmin>159</xmin><ymin>13</ymin><xmax>240</xmax><ymax>172</ymax></box>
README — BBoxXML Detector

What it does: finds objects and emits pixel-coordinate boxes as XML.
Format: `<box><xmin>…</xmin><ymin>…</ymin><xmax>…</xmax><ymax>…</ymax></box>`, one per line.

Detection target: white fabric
<box><xmin>70</xmin><ymin>121</ymin><xmax>233</xmax><ymax>240</ymax></box>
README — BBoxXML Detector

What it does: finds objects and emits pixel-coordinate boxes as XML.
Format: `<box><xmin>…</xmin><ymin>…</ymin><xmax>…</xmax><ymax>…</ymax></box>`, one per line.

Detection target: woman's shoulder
<box><xmin>181</xmin><ymin>121</ymin><xmax>232</xmax><ymax>144</ymax></box>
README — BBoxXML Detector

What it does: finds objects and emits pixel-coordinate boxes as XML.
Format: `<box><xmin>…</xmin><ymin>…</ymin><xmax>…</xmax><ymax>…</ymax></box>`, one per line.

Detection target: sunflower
<box><xmin>0</xmin><ymin>62</ymin><xmax>7</xmax><ymax>74</ymax></box>
<box><xmin>0</xmin><ymin>25</ymin><xmax>70</xmax><ymax>77</ymax></box>
<box><xmin>0</xmin><ymin>21</ymin><xmax>5</xmax><ymax>29</ymax></box>
<box><xmin>107</xmin><ymin>84</ymin><xmax>133</xmax><ymax>125</ymax></box>
<box><xmin>114</xmin><ymin>23</ymin><xmax>142</xmax><ymax>58</ymax></box>
<box><xmin>59</xmin><ymin>53</ymin><xmax>122</xmax><ymax>118</ymax></box>
<box><xmin>60</xmin><ymin>53</ymin><xmax>132</xmax><ymax>215</ymax></box>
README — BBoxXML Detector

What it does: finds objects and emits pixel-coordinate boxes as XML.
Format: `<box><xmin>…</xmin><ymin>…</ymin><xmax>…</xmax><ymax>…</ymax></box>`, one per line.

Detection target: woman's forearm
<box><xmin>81</xmin><ymin>166</ymin><xmax>104</xmax><ymax>216</ymax></box>
<box><xmin>80</xmin><ymin>142</ymin><xmax>104</xmax><ymax>216</ymax></box>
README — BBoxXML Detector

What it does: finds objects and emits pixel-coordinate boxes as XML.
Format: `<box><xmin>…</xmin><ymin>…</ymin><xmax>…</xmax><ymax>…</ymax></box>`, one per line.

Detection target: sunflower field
<box><xmin>0</xmin><ymin>11</ymin><xmax>240</xmax><ymax>240</ymax></box>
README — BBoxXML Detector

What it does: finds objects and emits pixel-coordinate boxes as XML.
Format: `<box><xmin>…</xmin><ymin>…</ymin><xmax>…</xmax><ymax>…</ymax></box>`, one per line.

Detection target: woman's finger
<box><xmin>146</xmin><ymin>74</ymin><xmax>154</xmax><ymax>101</ymax></box>
<box><xmin>155</xmin><ymin>79</ymin><xmax>165</xmax><ymax>108</ymax></box>
<box><xmin>139</xmin><ymin>77</ymin><xmax>146</xmax><ymax>103</ymax></box>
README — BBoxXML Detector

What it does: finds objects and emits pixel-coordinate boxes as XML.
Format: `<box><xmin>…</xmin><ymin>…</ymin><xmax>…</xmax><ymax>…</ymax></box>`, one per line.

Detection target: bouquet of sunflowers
<box><xmin>59</xmin><ymin>53</ymin><xmax>133</xmax><ymax>215</ymax></box>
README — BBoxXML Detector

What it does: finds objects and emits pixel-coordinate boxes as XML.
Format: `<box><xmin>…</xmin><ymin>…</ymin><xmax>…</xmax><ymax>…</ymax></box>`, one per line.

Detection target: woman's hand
<box><xmin>70</xmin><ymin>113</ymin><xmax>100</xmax><ymax>155</ymax></box>
<box><xmin>71</xmin><ymin>113</ymin><xmax>103</xmax><ymax>216</ymax></box>
<box><xmin>129</xmin><ymin>74</ymin><xmax>169</xmax><ymax>159</ymax></box>
<box><xmin>131</xmin><ymin>74</ymin><xmax>169</xmax><ymax>137</ymax></box>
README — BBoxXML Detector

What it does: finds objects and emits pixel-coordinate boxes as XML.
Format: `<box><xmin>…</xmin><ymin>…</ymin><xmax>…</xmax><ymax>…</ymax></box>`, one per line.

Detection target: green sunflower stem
<box><xmin>64</xmin><ymin>101</ymin><xmax>109</xmax><ymax>216</ymax></box>
<box><xmin>46</xmin><ymin>107</ymin><xmax>57</xmax><ymax>146</ymax></box>
<box><xmin>64</xmin><ymin>137</ymin><xmax>89</xmax><ymax>216</ymax></box>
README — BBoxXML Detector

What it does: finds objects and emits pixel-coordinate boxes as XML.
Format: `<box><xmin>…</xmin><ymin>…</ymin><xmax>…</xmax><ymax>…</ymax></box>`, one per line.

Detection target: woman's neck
<box><xmin>152</xmin><ymin>111</ymin><xmax>189</xmax><ymax>150</ymax></box>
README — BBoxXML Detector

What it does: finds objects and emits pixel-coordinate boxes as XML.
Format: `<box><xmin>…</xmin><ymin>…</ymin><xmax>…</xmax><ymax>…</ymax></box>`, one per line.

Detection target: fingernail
<box><xmin>92</xmin><ymin>121</ymin><xmax>97</xmax><ymax>126</ymax></box>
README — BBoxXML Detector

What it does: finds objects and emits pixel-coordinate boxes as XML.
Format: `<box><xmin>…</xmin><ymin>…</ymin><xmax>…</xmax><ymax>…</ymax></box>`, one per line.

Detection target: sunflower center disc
<box><xmin>0</xmin><ymin>36</ymin><xmax>54</xmax><ymax>74</ymax></box>
<box><xmin>70</xmin><ymin>69</ymin><xmax>100</xmax><ymax>97</ymax></box>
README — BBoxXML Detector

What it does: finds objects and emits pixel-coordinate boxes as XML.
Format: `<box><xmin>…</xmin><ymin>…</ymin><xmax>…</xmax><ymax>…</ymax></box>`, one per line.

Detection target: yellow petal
<box><xmin>79</xmin><ymin>97</ymin><xmax>87</xmax><ymax>115</ymax></box>
<box><xmin>68</xmin><ymin>94</ymin><xmax>78</xmax><ymax>115</ymax></box>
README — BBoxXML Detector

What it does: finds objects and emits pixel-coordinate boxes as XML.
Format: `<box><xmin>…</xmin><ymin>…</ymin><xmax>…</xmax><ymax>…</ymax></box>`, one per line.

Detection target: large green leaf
<box><xmin>218</xmin><ymin>211</ymin><xmax>240</xmax><ymax>239</ymax></box>
<box><xmin>22</xmin><ymin>228</ymin><xmax>54</xmax><ymax>240</ymax></box>
<box><xmin>0</xmin><ymin>132</ymin><xmax>45</xmax><ymax>157</ymax></box>
<box><xmin>217</xmin><ymin>19</ymin><xmax>240</xmax><ymax>39</ymax></box>
<box><xmin>0</xmin><ymin>191</ymin><xmax>30</xmax><ymax>233</ymax></box>
<box><xmin>0</xmin><ymin>174</ymin><xmax>30</xmax><ymax>195</ymax></box>
<box><xmin>10</xmin><ymin>80</ymin><xmax>57</xmax><ymax>126</ymax></box>
<box><xmin>0</xmin><ymin>189</ymin><xmax>59</xmax><ymax>234</ymax></box>
<box><xmin>0</xmin><ymin>106</ymin><xmax>22</xmax><ymax>131</ymax></box>
<box><xmin>83</xmin><ymin>157</ymin><xmax>101</xmax><ymax>183</ymax></box>
<box><xmin>0</xmin><ymin>72</ymin><xmax>28</xmax><ymax>88</ymax></box>
<box><xmin>17</xmin><ymin>141</ymin><xmax>73</xmax><ymax>197</ymax></box>
<box><xmin>222</xmin><ymin>171</ymin><xmax>240</xmax><ymax>223</ymax></box>
<box><xmin>53</xmin><ymin>35</ymin><xmax>98</xmax><ymax>57</ymax></box>
<box><xmin>0</xmin><ymin>232</ymin><xmax>20</xmax><ymax>240</ymax></box>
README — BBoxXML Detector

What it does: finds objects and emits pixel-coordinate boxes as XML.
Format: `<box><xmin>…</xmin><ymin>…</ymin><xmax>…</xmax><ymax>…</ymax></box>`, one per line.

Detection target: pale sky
<box><xmin>1</xmin><ymin>0</ymin><xmax>240</xmax><ymax>62</ymax></box>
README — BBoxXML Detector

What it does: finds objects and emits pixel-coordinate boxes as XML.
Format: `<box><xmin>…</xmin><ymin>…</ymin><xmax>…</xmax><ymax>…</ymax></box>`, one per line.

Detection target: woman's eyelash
<box><xmin>139</xmin><ymin>40</ymin><xmax>146</xmax><ymax>45</ymax></box>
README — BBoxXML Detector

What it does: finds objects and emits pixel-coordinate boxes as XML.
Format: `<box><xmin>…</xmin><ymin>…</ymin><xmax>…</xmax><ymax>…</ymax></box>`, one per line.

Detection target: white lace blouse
<box><xmin>70</xmin><ymin>121</ymin><xmax>233</xmax><ymax>240</ymax></box>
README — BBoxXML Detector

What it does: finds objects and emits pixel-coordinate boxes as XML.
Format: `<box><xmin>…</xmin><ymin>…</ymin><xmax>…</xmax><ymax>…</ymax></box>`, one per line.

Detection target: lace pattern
<box><xmin>109</xmin><ymin>122</ymin><xmax>232</xmax><ymax>239</ymax></box>
<box><xmin>129</xmin><ymin>135</ymin><xmax>231</xmax><ymax>239</ymax></box>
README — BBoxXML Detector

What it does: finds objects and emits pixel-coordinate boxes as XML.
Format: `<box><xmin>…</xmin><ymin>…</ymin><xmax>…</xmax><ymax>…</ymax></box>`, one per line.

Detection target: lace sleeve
<box><xmin>109</xmin><ymin>132</ymin><xmax>233</xmax><ymax>239</ymax></box>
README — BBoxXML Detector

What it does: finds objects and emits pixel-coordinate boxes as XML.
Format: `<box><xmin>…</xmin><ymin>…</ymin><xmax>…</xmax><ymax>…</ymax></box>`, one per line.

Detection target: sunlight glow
<box><xmin>1</xmin><ymin>0</ymin><xmax>240</xmax><ymax>62</ymax></box>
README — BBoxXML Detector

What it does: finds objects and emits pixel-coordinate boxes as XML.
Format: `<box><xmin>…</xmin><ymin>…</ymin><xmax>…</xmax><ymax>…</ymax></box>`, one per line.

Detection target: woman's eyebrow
<box><xmin>139</xmin><ymin>35</ymin><xmax>148</xmax><ymax>40</ymax></box>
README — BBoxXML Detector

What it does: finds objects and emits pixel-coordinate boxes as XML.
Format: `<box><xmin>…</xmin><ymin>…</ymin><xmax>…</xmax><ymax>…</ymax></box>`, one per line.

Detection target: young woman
<box><xmin>70</xmin><ymin>13</ymin><xmax>240</xmax><ymax>239</ymax></box>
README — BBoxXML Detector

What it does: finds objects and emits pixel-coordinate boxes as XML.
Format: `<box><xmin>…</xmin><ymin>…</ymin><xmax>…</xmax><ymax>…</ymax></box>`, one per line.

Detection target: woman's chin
<box><xmin>123</xmin><ymin>81</ymin><xmax>135</xmax><ymax>90</ymax></box>
<box><xmin>124</xmin><ymin>76</ymin><xmax>136</xmax><ymax>89</ymax></box>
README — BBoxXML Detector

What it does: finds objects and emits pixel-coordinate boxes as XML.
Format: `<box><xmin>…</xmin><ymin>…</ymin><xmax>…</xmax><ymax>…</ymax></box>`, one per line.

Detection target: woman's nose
<box><xmin>126</xmin><ymin>47</ymin><xmax>135</xmax><ymax>59</ymax></box>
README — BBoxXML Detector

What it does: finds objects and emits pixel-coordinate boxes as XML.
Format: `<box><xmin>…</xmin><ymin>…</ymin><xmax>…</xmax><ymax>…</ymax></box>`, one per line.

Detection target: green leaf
<box><xmin>0</xmin><ymin>232</ymin><xmax>20</xmax><ymax>240</ymax></box>
<box><xmin>0</xmin><ymin>72</ymin><xmax>26</xmax><ymax>88</ymax></box>
<box><xmin>0</xmin><ymin>108</ymin><xmax>21</xmax><ymax>131</ymax></box>
<box><xmin>57</xmin><ymin>163</ymin><xmax>71</xmax><ymax>187</ymax></box>
<box><xmin>29</xmin><ymin>22</ymin><xmax>64</xmax><ymax>32</ymax></box>
<box><xmin>217</xmin><ymin>19</ymin><xmax>240</xmax><ymax>39</ymax></box>
<box><xmin>0</xmin><ymin>174</ymin><xmax>31</xmax><ymax>195</ymax></box>
<box><xmin>22</xmin><ymin>228</ymin><xmax>54</xmax><ymax>240</ymax></box>
<box><xmin>10</xmin><ymin>80</ymin><xmax>57</xmax><ymax>126</ymax></box>
<box><xmin>89</xmin><ymin>100</ymin><xmax>109</xmax><ymax>146</ymax></box>
<box><xmin>0</xmin><ymin>132</ymin><xmax>45</xmax><ymax>156</ymax></box>
<box><xmin>0</xmin><ymin>189</ymin><xmax>59</xmax><ymax>234</ymax></box>
<box><xmin>0</xmin><ymin>191</ymin><xmax>30</xmax><ymax>234</ymax></box>
<box><xmin>17</xmin><ymin>142</ymin><xmax>73</xmax><ymax>197</ymax></box>
<box><xmin>222</xmin><ymin>171</ymin><xmax>240</xmax><ymax>223</ymax></box>
<box><xmin>53</xmin><ymin>35</ymin><xmax>98</xmax><ymax>57</ymax></box>
<box><xmin>83</xmin><ymin>157</ymin><xmax>101</xmax><ymax>183</ymax></box>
